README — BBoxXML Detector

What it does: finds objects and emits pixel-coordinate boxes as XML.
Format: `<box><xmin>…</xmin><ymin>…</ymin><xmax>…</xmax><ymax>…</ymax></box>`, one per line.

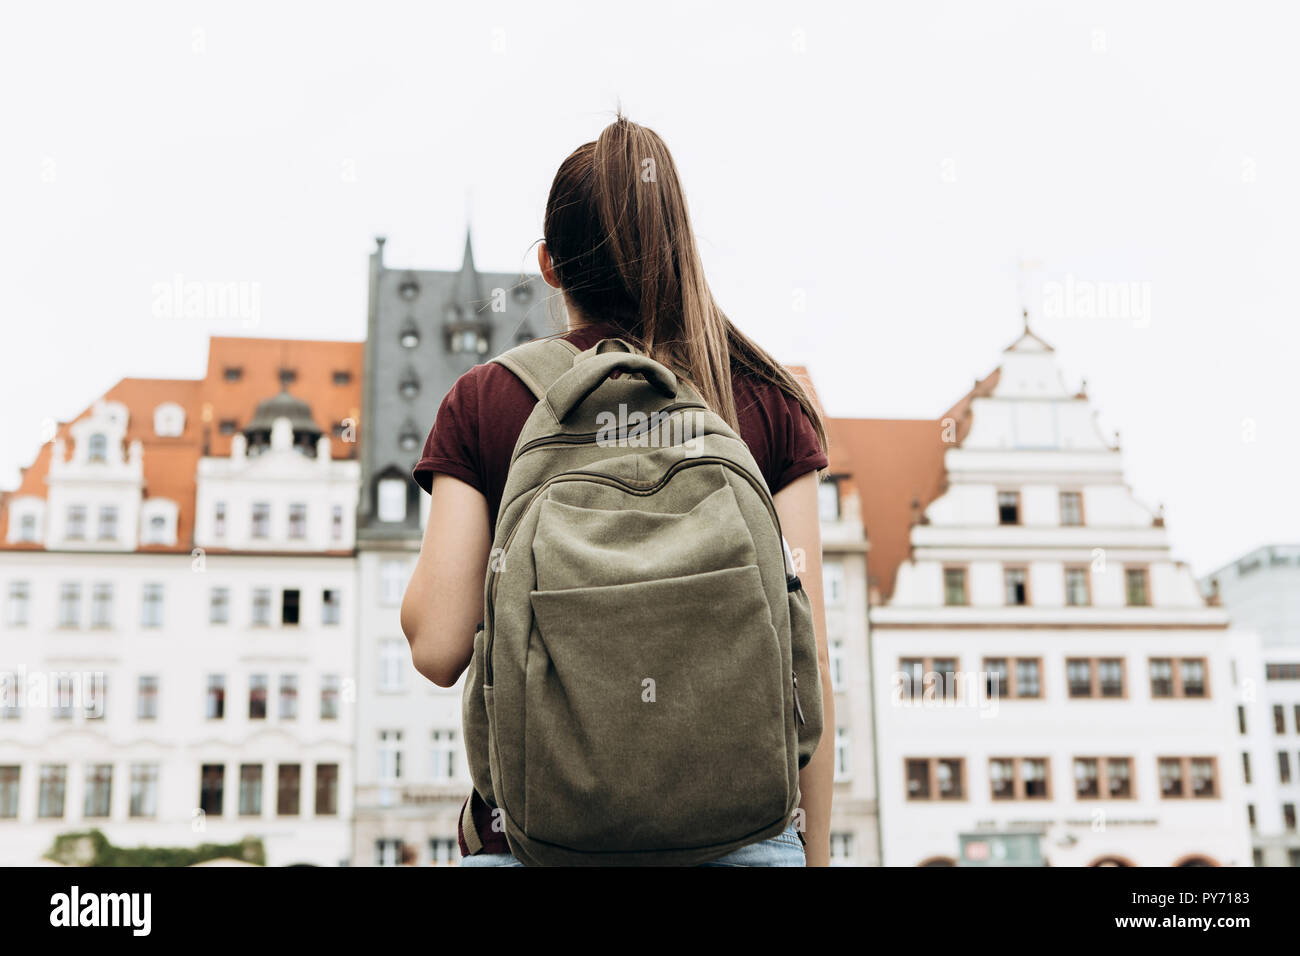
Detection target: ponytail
<box><xmin>542</xmin><ymin>113</ymin><xmax>827</xmax><ymax>456</ymax></box>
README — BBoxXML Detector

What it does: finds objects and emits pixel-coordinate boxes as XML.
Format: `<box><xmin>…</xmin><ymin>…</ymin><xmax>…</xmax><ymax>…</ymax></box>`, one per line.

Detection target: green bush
<box><xmin>46</xmin><ymin>829</ymin><xmax>266</xmax><ymax>867</ymax></box>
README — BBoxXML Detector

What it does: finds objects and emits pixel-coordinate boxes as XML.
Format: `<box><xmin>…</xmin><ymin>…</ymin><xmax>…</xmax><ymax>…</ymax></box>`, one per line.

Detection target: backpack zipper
<box><xmin>512</xmin><ymin>401</ymin><xmax>706</xmax><ymax>460</ymax></box>
<box><xmin>792</xmin><ymin>671</ymin><xmax>806</xmax><ymax>726</ymax></box>
<box><xmin>483</xmin><ymin>455</ymin><xmax>785</xmax><ymax>684</ymax></box>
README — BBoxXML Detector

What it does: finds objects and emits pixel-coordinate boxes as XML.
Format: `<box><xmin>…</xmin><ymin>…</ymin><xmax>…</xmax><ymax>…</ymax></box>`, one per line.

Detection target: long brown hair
<box><xmin>542</xmin><ymin>113</ymin><xmax>827</xmax><ymax>455</ymax></box>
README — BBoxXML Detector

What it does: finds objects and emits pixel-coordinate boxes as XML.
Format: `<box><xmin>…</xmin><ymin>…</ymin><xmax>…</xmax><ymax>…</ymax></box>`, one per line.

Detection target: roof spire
<box><xmin>452</xmin><ymin>228</ymin><xmax>481</xmax><ymax>308</ymax></box>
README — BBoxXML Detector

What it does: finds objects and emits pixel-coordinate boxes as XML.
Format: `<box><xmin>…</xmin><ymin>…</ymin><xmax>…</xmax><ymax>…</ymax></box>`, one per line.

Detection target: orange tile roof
<box><xmin>0</xmin><ymin>338</ymin><xmax>362</xmax><ymax>553</ymax></box>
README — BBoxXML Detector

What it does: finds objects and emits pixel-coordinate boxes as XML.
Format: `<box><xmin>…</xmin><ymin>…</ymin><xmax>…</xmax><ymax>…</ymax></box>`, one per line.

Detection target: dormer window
<box><xmin>219</xmin><ymin>420</ymin><xmax>238</xmax><ymax>436</ymax></box>
<box><xmin>97</xmin><ymin>506</ymin><xmax>118</xmax><ymax>542</ymax></box>
<box><xmin>446</xmin><ymin>323</ymin><xmax>489</xmax><ymax>355</ymax></box>
<box><xmin>18</xmin><ymin>514</ymin><xmax>37</xmax><ymax>542</ymax></box>
<box><xmin>400</xmin><ymin>321</ymin><xmax>420</xmax><ymax>349</ymax></box>
<box><xmin>153</xmin><ymin>402</ymin><xmax>186</xmax><ymax>437</ymax></box>
<box><xmin>399</xmin><ymin>375</ymin><xmax>420</xmax><ymax>400</ymax></box>
<box><xmin>278</xmin><ymin>368</ymin><xmax>297</xmax><ymax>386</ymax></box>
<box><xmin>88</xmin><ymin>433</ymin><xmax>108</xmax><ymax>463</ymax></box>
<box><xmin>66</xmin><ymin>506</ymin><xmax>87</xmax><ymax>541</ymax></box>
<box><xmin>223</xmin><ymin>366</ymin><xmax>243</xmax><ymax>382</ymax></box>
<box><xmin>332</xmin><ymin>370</ymin><xmax>353</xmax><ymax>385</ymax></box>
<box><xmin>145</xmin><ymin>515</ymin><xmax>167</xmax><ymax>544</ymax></box>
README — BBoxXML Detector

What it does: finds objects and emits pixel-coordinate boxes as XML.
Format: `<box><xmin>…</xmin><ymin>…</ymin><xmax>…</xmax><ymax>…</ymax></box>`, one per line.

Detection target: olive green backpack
<box><xmin>460</xmin><ymin>335</ymin><xmax>823</xmax><ymax>866</ymax></box>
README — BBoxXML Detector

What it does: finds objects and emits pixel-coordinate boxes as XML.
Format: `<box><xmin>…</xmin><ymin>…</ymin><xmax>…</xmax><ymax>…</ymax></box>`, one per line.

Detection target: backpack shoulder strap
<box><xmin>489</xmin><ymin>336</ymin><xmax>581</xmax><ymax>401</ymax></box>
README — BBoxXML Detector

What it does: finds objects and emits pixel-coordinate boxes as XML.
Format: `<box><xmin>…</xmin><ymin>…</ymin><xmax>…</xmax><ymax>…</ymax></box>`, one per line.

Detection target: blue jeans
<box><xmin>460</xmin><ymin>823</ymin><xmax>806</xmax><ymax>867</ymax></box>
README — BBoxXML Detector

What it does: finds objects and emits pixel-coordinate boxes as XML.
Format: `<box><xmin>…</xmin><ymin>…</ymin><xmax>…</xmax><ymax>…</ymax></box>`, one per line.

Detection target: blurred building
<box><xmin>353</xmin><ymin>234</ymin><xmax>554</xmax><ymax>865</ymax></box>
<box><xmin>0</xmin><ymin>338</ymin><xmax>361</xmax><ymax>866</ymax></box>
<box><xmin>1204</xmin><ymin>545</ymin><xmax>1300</xmax><ymax>866</ymax></box>
<box><xmin>835</xmin><ymin>319</ymin><xmax>1250</xmax><ymax>866</ymax></box>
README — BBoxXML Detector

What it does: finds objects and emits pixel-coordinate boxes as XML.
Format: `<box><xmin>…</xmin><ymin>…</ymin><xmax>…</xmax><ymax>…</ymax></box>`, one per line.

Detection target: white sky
<box><xmin>1</xmin><ymin>0</ymin><xmax>1296</xmax><ymax>577</ymax></box>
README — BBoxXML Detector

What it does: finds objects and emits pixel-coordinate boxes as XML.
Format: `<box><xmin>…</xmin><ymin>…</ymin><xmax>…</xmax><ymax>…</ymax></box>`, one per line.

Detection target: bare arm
<box><xmin>773</xmin><ymin>470</ymin><xmax>835</xmax><ymax>867</ymax></box>
<box><xmin>400</xmin><ymin>474</ymin><xmax>492</xmax><ymax>688</ymax></box>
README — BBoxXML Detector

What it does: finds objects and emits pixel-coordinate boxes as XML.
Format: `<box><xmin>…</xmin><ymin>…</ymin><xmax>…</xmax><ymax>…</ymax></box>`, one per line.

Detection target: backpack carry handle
<box><xmin>545</xmin><ymin>351</ymin><xmax>677</xmax><ymax>422</ymax></box>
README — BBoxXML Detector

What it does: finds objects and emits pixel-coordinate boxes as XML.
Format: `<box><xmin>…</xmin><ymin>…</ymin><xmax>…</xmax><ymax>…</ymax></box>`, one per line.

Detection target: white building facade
<box><xmin>0</xmin><ymin>376</ymin><xmax>360</xmax><ymax>866</ymax></box>
<box><xmin>1205</xmin><ymin>545</ymin><xmax>1300</xmax><ymax>867</ymax></box>
<box><xmin>869</xmin><ymin>328</ymin><xmax>1251</xmax><ymax>867</ymax></box>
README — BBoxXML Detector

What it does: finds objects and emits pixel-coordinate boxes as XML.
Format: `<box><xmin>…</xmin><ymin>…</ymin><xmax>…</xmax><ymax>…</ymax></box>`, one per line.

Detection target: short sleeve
<box><xmin>771</xmin><ymin>392</ymin><xmax>828</xmax><ymax>494</ymax></box>
<box><xmin>412</xmin><ymin>370</ymin><xmax>483</xmax><ymax>495</ymax></box>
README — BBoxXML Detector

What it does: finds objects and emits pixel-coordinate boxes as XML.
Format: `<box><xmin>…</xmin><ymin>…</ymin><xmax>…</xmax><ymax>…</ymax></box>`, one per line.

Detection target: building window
<box><xmin>1149</xmin><ymin>658</ymin><xmax>1209</xmax><ymax>699</ymax></box>
<box><xmin>431</xmin><ymin>730</ymin><xmax>458</xmax><ymax>782</ymax></box>
<box><xmin>834</xmin><ymin>727</ymin><xmax>851</xmax><ymax>781</ymax></box>
<box><xmin>1248</xmin><ymin>804</ymin><xmax>1256</xmax><ymax>829</ymax></box>
<box><xmin>898</xmin><ymin>657</ymin><xmax>959</xmax><ymax>701</ymax></box>
<box><xmin>943</xmin><ymin>567</ymin><xmax>968</xmax><ymax>606</ymax></box>
<box><xmin>213</xmin><ymin>502</ymin><xmax>227</xmax><ymax>538</ymax></box>
<box><xmin>315</xmin><ymin>764</ymin><xmax>339</xmax><ymax>816</ymax></box>
<box><xmin>1266</xmin><ymin>663</ymin><xmax>1300</xmax><ymax>680</ymax></box>
<box><xmin>219</xmin><ymin>419</ymin><xmax>238</xmax><ymax>436</ymax></box>
<box><xmin>279</xmin><ymin>675</ymin><xmax>298</xmax><ymax>720</ymax></box>
<box><xmin>200</xmin><ymin>764</ymin><xmax>224</xmax><ymax>816</ymax></box>
<box><xmin>205</xmin><ymin>675</ymin><xmax>225</xmax><ymax>720</ymax></box>
<box><xmin>0</xmin><ymin>672</ymin><xmax>20</xmax><ymax>721</ymax></box>
<box><xmin>982</xmin><ymin>658</ymin><xmax>1041</xmax><ymax>699</ymax></box>
<box><xmin>97</xmin><ymin>506</ymin><xmax>118</xmax><ymax>541</ymax></box>
<box><xmin>223</xmin><ymin>366</ymin><xmax>243</xmax><ymax>382</ymax></box>
<box><xmin>143</xmin><ymin>513</ymin><xmax>168</xmax><ymax>544</ymax></box>
<box><xmin>278</xmin><ymin>368</ymin><xmax>297</xmax><ymax>386</ymax></box>
<box><xmin>1003</xmin><ymin>567</ymin><xmax>1029</xmax><ymax>606</ymax></box>
<box><xmin>829</xmin><ymin>639</ymin><xmax>845</xmax><ymax>692</ymax></box>
<box><xmin>1059</xmin><ymin>490</ymin><xmax>1083</xmax><ymax>526</ymax></box>
<box><xmin>997</xmin><ymin>491</ymin><xmax>1020</xmax><ymax>525</ymax></box>
<box><xmin>1285</xmin><ymin>804</ymin><xmax>1297</xmax><ymax>832</ymax></box>
<box><xmin>1064</xmin><ymin>567</ymin><xmax>1090</xmax><ymax>606</ymax></box>
<box><xmin>137</xmin><ymin>675</ymin><xmax>158</xmax><ymax>720</ymax></box>
<box><xmin>281</xmin><ymin>589</ymin><xmax>300</xmax><ymax>626</ymax></box>
<box><xmin>379</xmin><ymin>638</ymin><xmax>407</xmax><ymax>692</ymax></box>
<box><xmin>817</xmin><ymin>480</ymin><xmax>840</xmax><ymax>520</ymax></box>
<box><xmin>1125</xmin><ymin>567</ymin><xmax>1150</xmax><ymax>606</ymax></box>
<box><xmin>5</xmin><ymin>582</ymin><xmax>30</xmax><ymax>627</ymax></box>
<box><xmin>1280</xmin><ymin>752</ymin><xmax>1292</xmax><ymax>784</ymax></box>
<box><xmin>829</xmin><ymin>833</ymin><xmax>854</xmax><ymax>866</ymax></box>
<box><xmin>57</xmin><ymin>582</ymin><xmax>81</xmax><ymax>628</ymax></box>
<box><xmin>252</xmin><ymin>588</ymin><xmax>272</xmax><ymax>627</ymax></box>
<box><xmin>823</xmin><ymin>563</ymin><xmax>844</xmax><ymax>606</ymax></box>
<box><xmin>1238</xmin><ymin>705</ymin><xmax>1247</xmax><ymax>735</ymax></box>
<box><xmin>1067</xmin><ymin>657</ymin><xmax>1125</xmax><ymax>698</ymax></box>
<box><xmin>379</xmin><ymin>560</ymin><xmax>408</xmax><ymax>606</ymax></box>
<box><xmin>378</xmin><ymin>730</ymin><xmax>403</xmax><ymax>781</ymax></box>
<box><xmin>87</xmin><ymin>433</ymin><xmax>108</xmax><ymax>463</ymax></box>
<box><xmin>905</xmin><ymin>757</ymin><xmax>965</xmax><ymax>801</ymax></box>
<box><xmin>1242</xmin><ymin>752</ymin><xmax>1252</xmax><ymax>784</ymax></box>
<box><xmin>276</xmin><ymin>764</ymin><xmax>301</xmax><ymax>816</ymax></box>
<box><xmin>1073</xmin><ymin>757</ymin><xmax>1134</xmax><ymax>799</ymax></box>
<box><xmin>377</xmin><ymin>478</ymin><xmax>407</xmax><ymax>523</ymax></box>
<box><xmin>52</xmin><ymin>675</ymin><xmax>75</xmax><ymax>720</ymax></box>
<box><xmin>989</xmin><ymin>757</ymin><xmax>1050</xmax><ymax>800</ymax></box>
<box><xmin>89</xmin><ymin>582</ymin><xmax>113</xmax><ymax>628</ymax></box>
<box><xmin>375</xmin><ymin>839</ymin><xmax>403</xmax><ymax>867</ymax></box>
<box><xmin>239</xmin><ymin>765</ymin><xmax>262</xmax><ymax>816</ymax></box>
<box><xmin>1158</xmin><ymin>757</ymin><xmax>1218</xmax><ymax>799</ymax></box>
<box><xmin>331</xmin><ymin>505</ymin><xmax>344</xmax><ymax>541</ymax></box>
<box><xmin>0</xmin><ymin>766</ymin><xmax>19</xmax><ymax>818</ymax></box>
<box><xmin>322</xmin><ymin>589</ymin><xmax>340</xmax><ymax>626</ymax></box>
<box><xmin>65</xmin><ymin>505</ymin><xmax>87</xmax><ymax>540</ymax></box>
<box><xmin>248</xmin><ymin>675</ymin><xmax>267</xmax><ymax>720</ymax></box>
<box><xmin>251</xmin><ymin>502</ymin><xmax>270</xmax><ymax>539</ymax></box>
<box><xmin>430</xmin><ymin>838</ymin><xmax>457</xmax><ymax>866</ymax></box>
<box><xmin>83</xmin><ymin>764</ymin><xmax>113</xmax><ymax>818</ymax></box>
<box><xmin>18</xmin><ymin>513</ymin><xmax>37</xmax><ymax>542</ymax></box>
<box><xmin>38</xmin><ymin>765</ymin><xmax>67</xmax><ymax>818</ymax></box>
<box><xmin>332</xmin><ymin>370</ymin><xmax>353</xmax><ymax>385</ymax></box>
<box><xmin>141</xmin><ymin>583</ymin><xmax>164</xmax><ymax>628</ymax></box>
<box><xmin>1273</xmin><ymin>704</ymin><xmax>1286</xmax><ymax>734</ymax></box>
<box><xmin>320</xmin><ymin>675</ymin><xmax>340</xmax><ymax>720</ymax></box>
<box><xmin>209</xmin><ymin>587</ymin><xmax>230</xmax><ymax>625</ymax></box>
<box><xmin>288</xmin><ymin>503</ymin><xmax>307</xmax><ymax>540</ymax></box>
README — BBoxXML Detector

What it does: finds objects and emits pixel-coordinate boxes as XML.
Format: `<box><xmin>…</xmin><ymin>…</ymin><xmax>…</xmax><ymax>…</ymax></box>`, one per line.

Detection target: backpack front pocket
<box><xmin>524</xmin><ymin>564</ymin><xmax>789</xmax><ymax>853</ymax></box>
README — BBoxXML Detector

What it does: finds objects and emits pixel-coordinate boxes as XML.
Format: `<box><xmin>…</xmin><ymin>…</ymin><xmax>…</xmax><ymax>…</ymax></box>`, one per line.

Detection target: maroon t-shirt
<box><xmin>411</xmin><ymin>320</ymin><xmax>828</xmax><ymax>856</ymax></box>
